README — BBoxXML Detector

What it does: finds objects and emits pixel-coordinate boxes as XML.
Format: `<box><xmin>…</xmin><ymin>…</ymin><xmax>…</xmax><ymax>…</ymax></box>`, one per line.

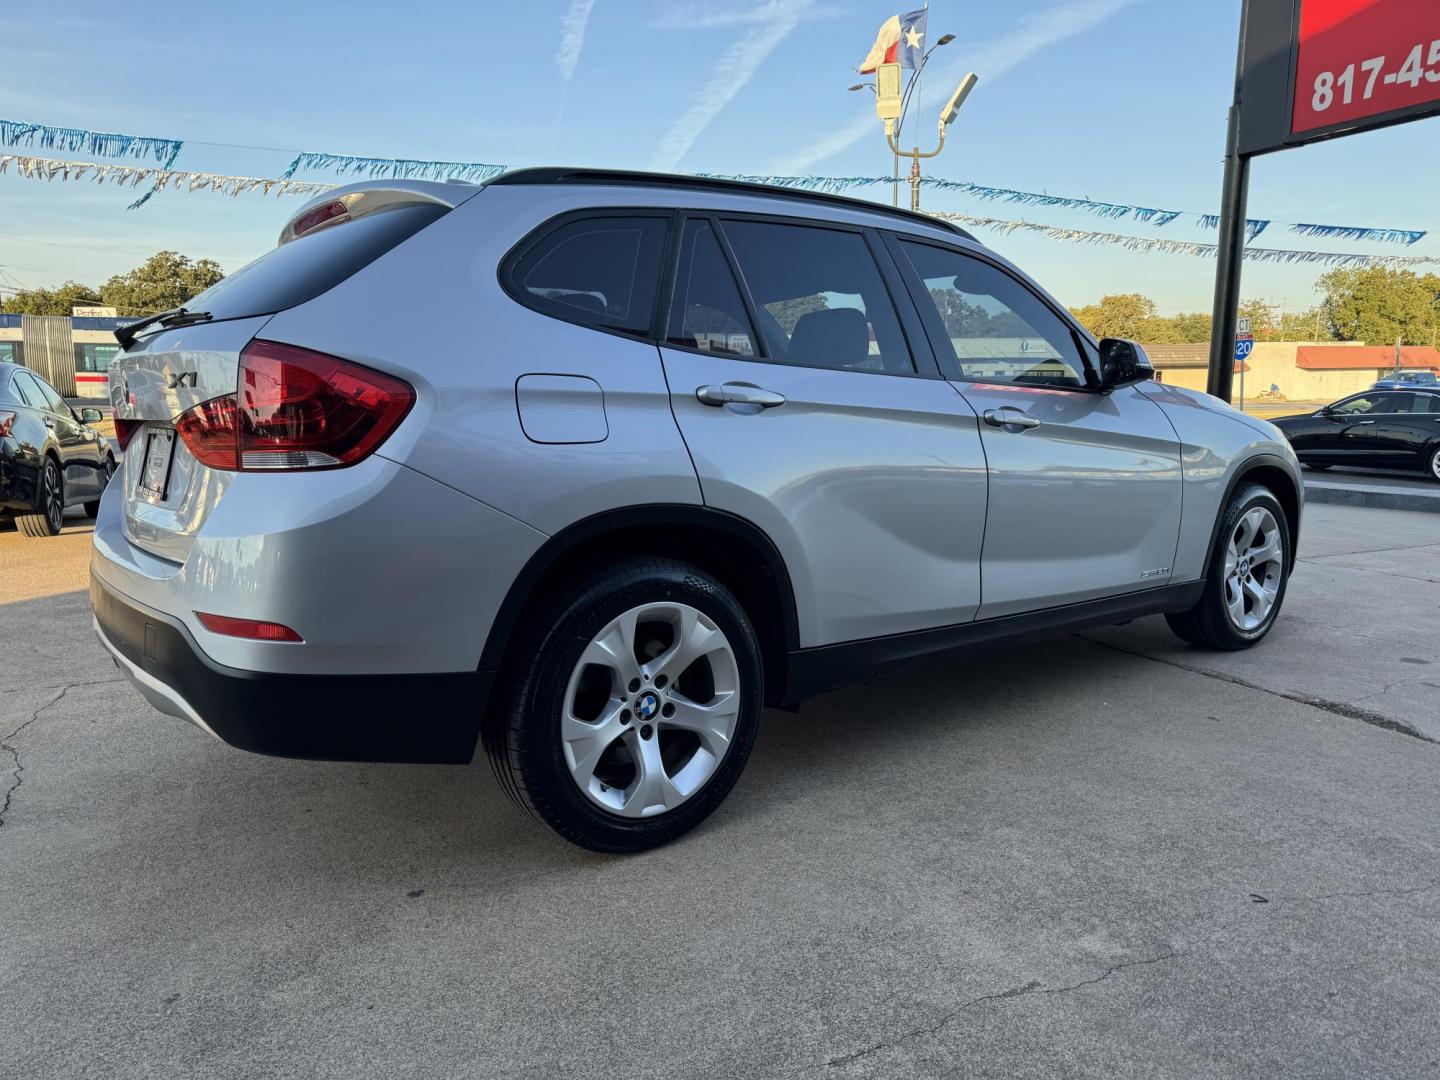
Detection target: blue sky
<box><xmin>3</xmin><ymin>0</ymin><xmax>1439</xmax><ymax>315</ymax></box>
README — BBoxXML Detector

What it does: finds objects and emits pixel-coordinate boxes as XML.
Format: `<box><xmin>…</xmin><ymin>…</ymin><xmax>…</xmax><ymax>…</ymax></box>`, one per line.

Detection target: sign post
<box><xmin>1208</xmin><ymin>0</ymin><xmax>1440</xmax><ymax>403</ymax></box>
<box><xmin>1235</xmin><ymin>316</ymin><xmax>1254</xmax><ymax>411</ymax></box>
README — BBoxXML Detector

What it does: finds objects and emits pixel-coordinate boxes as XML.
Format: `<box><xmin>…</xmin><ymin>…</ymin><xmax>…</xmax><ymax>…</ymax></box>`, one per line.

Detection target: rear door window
<box><xmin>183</xmin><ymin>203</ymin><xmax>448</xmax><ymax>322</ymax></box>
<box><xmin>666</xmin><ymin>219</ymin><xmax>758</xmax><ymax>357</ymax></box>
<box><xmin>720</xmin><ymin>220</ymin><xmax>915</xmax><ymax>374</ymax></box>
<box><xmin>509</xmin><ymin>215</ymin><xmax>669</xmax><ymax>337</ymax></box>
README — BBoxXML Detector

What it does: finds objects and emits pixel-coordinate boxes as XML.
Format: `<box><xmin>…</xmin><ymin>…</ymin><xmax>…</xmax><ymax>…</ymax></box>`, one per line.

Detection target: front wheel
<box><xmin>1166</xmin><ymin>483</ymin><xmax>1290</xmax><ymax>650</ymax></box>
<box><xmin>1427</xmin><ymin>445</ymin><xmax>1440</xmax><ymax>484</ymax></box>
<box><xmin>486</xmin><ymin>557</ymin><xmax>763</xmax><ymax>852</ymax></box>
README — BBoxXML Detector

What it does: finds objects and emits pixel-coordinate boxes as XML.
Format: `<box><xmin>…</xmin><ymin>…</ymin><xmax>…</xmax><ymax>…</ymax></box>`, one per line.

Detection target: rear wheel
<box><xmin>486</xmin><ymin>557</ymin><xmax>763</xmax><ymax>852</ymax></box>
<box><xmin>1166</xmin><ymin>483</ymin><xmax>1290</xmax><ymax>650</ymax></box>
<box><xmin>16</xmin><ymin>458</ymin><xmax>64</xmax><ymax>538</ymax></box>
<box><xmin>83</xmin><ymin>456</ymin><xmax>115</xmax><ymax>518</ymax></box>
<box><xmin>1427</xmin><ymin>445</ymin><xmax>1440</xmax><ymax>483</ymax></box>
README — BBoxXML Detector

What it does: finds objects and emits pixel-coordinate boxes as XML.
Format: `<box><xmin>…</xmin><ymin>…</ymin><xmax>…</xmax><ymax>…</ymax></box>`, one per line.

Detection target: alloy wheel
<box><xmin>1430</xmin><ymin>447</ymin><xmax>1440</xmax><ymax>482</ymax></box>
<box><xmin>43</xmin><ymin>460</ymin><xmax>63</xmax><ymax>533</ymax></box>
<box><xmin>1223</xmin><ymin>506</ymin><xmax>1284</xmax><ymax>632</ymax></box>
<box><xmin>561</xmin><ymin>601</ymin><xmax>741</xmax><ymax>818</ymax></box>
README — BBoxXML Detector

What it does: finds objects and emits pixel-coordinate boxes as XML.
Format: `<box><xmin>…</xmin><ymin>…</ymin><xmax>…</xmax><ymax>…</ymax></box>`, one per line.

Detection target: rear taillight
<box><xmin>113</xmin><ymin>418</ymin><xmax>143</xmax><ymax>451</ymax></box>
<box><xmin>173</xmin><ymin>340</ymin><xmax>414</xmax><ymax>472</ymax></box>
<box><xmin>0</xmin><ymin>411</ymin><xmax>15</xmax><ymax>438</ymax></box>
<box><xmin>196</xmin><ymin>612</ymin><xmax>303</xmax><ymax>642</ymax></box>
<box><xmin>174</xmin><ymin>397</ymin><xmax>240</xmax><ymax>469</ymax></box>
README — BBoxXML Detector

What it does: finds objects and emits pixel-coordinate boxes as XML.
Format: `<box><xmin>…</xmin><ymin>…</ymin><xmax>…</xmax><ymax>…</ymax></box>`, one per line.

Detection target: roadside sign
<box><xmin>1237</xmin><ymin>317</ymin><xmax>1252</xmax><ymax>335</ymax></box>
<box><xmin>1238</xmin><ymin>0</ymin><xmax>1440</xmax><ymax>156</ymax></box>
<box><xmin>1235</xmin><ymin>333</ymin><xmax>1255</xmax><ymax>361</ymax></box>
<box><xmin>72</xmin><ymin>306</ymin><xmax>117</xmax><ymax>317</ymax></box>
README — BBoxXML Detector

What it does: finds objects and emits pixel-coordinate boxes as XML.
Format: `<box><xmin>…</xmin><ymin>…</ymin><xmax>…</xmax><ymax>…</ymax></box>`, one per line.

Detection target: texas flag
<box><xmin>858</xmin><ymin>8</ymin><xmax>929</xmax><ymax>73</ymax></box>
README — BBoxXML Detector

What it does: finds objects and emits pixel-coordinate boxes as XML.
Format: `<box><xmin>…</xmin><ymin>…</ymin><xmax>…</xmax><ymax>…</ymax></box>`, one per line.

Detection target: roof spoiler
<box><xmin>277</xmin><ymin>180</ymin><xmax>482</xmax><ymax>246</ymax></box>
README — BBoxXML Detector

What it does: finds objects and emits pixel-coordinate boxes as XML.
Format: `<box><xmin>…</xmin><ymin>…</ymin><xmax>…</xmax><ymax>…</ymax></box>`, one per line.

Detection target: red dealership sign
<box><xmin>1292</xmin><ymin>0</ymin><xmax>1440</xmax><ymax>136</ymax></box>
<box><xmin>1237</xmin><ymin>0</ymin><xmax>1440</xmax><ymax>156</ymax></box>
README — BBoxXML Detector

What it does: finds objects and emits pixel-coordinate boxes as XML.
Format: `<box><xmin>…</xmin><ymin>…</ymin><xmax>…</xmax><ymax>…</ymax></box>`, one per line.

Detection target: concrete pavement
<box><xmin>2</xmin><ymin>505</ymin><xmax>1438</xmax><ymax>1078</ymax></box>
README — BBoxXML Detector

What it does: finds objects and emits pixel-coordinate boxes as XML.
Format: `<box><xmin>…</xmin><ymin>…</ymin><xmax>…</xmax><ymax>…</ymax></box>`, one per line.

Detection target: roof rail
<box><xmin>487</xmin><ymin>167</ymin><xmax>975</xmax><ymax>241</ymax></box>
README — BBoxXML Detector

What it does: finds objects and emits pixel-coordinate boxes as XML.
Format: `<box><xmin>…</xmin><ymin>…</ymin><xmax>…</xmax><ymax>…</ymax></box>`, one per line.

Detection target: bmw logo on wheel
<box><xmin>635</xmin><ymin>691</ymin><xmax>660</xmax><ymax>721</ymax></box>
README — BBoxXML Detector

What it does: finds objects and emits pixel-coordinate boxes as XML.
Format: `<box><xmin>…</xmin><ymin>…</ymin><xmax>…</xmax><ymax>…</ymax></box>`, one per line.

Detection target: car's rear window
<box><xmin>184</xmin><ymin>204</ymin><xmax>448</xmax><ymax>322</ymax></box>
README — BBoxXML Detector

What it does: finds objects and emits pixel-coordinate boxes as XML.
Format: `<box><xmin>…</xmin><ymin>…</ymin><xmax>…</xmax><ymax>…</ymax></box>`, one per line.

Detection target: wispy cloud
<box><xmin>769</xmin><ymin>0</ymin><xmax>1142</xmax><ymax>174</ymax></box>
<box><xmin>649</xmin><ymin>0</ymin><xmax>817</xmax><ymax>171</ymax></box>
<box><xmin>556</xmin><ymin>0</ymin><xmax>596</xmax><ymax>81</ymax></box>
<box><xmin>651</xmin><ymin>1</ymin><xmax>845</xmax><ymax>29</ymax></box>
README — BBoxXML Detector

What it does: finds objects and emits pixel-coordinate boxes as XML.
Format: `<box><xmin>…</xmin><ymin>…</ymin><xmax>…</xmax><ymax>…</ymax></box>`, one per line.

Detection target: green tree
<box><xmin>99</xmin><ymin>251</ymin><xmax>225</xmax><ymax>315</ymax></box>
<box><xmin>1070</xmin><ymin>293</ymin><xmax>1157</xmax><ymax>340</ymax></box>
<box><xmin>1167</xmin><ymin>311</ymin><xmax>1213</xmax><ymax>343</ymax></box>
<box><xmin>1318</xmin><ymin>266</ymin><xmax>1440</xmax><ymax>344</ymax></box>
<box><xmin>1275</xmin><ymin>307</ymin><xmax>1333</xmax><ymax>341</ymax></box>
<box><xmin>1</xmin><ymin>281</ymin><xmax>104</xmax><ymax>315</ymax></box>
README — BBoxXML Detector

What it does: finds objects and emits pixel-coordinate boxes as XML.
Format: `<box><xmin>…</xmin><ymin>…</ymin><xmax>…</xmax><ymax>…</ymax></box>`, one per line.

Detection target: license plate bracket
<box><xmin>136</xmin><ymin>429</ymin><xmax>176</xmax><ymax>503</ymax></box>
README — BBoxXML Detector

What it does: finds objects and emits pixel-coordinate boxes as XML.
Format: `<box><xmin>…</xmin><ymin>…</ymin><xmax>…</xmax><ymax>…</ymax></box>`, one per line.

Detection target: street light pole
<box><xmin>886</xmin><ymin>72</ymin><xmax>978</xmax><ymax>212</ymax></box>
<box><xmin>857</xmin><ymin>34</ymin><xmax>955</xmax><ymax>208</ymax></box>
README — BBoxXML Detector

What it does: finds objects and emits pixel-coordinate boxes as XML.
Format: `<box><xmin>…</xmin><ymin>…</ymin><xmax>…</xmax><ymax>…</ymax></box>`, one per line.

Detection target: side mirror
<box><xmin>1095</xmin><ymin>338</ymin><xmax>1155</xmax><ymax>391</ymax></box>
<box><xmin>80</xmin><ymin>407</ymin><xmax>104</xmax><ymax>424</ymax></box>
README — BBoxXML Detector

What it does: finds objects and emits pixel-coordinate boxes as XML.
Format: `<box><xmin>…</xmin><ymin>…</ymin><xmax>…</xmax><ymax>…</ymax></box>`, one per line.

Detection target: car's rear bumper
<box><xmin>91</xmin><ymin>572</ymin><xmax>490</xmax><ymax>763</ymax></box>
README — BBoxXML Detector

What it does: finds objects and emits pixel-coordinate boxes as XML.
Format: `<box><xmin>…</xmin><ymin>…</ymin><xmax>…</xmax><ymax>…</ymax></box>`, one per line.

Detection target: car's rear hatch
<box><xmin>108</xmin><ymin>180</ymin><xmax>479</xmax><ymax>564</ymax></box>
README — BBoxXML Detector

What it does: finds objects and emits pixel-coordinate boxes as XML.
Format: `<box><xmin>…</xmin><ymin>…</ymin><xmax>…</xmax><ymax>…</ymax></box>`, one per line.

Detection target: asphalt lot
<box><xmin>2</xmin><ymin>503</ymin><xmax>1438</xmax><ymax>1079</ymax></box>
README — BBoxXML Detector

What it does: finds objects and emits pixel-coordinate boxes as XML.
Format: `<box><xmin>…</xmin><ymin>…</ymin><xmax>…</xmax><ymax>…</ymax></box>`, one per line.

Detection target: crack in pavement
<box><xmin>808</xmin><ymin>951</ymin><xmax>1180</xmax><ymax>1071</ymax></box>
<box><xmin>1</xmin><ymin>675</ymin><xmax>125</xmax><ymax>696</ymax></box>
<box><xmin>802</xmin><ymin>877</ymin><xmax>1436</xmax><ymax>1073</ymax></box>
<box><xmin>1</xmin><ymin>682</ymin><xmax>90</xmax><ymax>829</ymax></box>
<box><xmin>1263</xmin><ymin>880</ymin><xmax>1440</xmax><ymax>905</ymax></box>
<box><xmin>1079</xmin><ymin>636</ymin><xmax>1437</xmax><ymax>745</ymax></box>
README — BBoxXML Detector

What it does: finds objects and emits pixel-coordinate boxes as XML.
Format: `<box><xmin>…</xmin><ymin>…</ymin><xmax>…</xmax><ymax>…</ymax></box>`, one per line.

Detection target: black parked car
<box><xmin>0</xmin><ymin>365</ymin><xmax>116</xmax><ymax>537</ymax></box>
<box><xmin>1272</xmin><ymin>389</ymin><xmax>1440</xmax><ymax>482</ymax></box>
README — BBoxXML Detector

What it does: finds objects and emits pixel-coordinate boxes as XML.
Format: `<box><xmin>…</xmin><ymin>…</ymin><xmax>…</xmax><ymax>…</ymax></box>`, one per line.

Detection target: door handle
<box><xmin>982</xmin><ymin>408</ymin><xmax>1041</xmax><ymax>430</ymax></box>
<box><xmin>696</xmin><ymin>383</ymin><xmax>786</xmax><ymax>409</ymax></box>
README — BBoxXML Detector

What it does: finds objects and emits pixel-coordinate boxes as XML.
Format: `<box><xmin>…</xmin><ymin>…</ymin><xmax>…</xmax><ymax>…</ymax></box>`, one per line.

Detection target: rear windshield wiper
<box><xmin>113</xmin><ymin>307</ymin><xmax>213</xmax><ymax>350</ymax></box>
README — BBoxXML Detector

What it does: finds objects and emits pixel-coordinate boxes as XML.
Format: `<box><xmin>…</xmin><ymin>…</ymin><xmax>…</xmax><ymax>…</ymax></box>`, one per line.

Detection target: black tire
<box><xmin>1426</xmin><ymin>445</ymin><xmax>1440</xmax><ymax>484</ymax></box>
<box><xmin>1302</xmin><ymin>461</ymin><xmax>1331</xmax><ymax>471</ymax></box>
<box><xmin>16</xmin><ymin>457</ymin><xmax>64</xmax><ymax>538</ymax></box>
<box><xmin>1165</xmin><ymin>482</ymin><xmax>1291</xmax><ymax>651</ymax></box>
<box><xmin>485</xmin><ymin>557</ymin><xmax>764</xmax><ymax>853</ymax></box>
<box><xmin>83</xmin><ymin>456</ymin><xmax>115</xmax><ymax>518</ymax></box>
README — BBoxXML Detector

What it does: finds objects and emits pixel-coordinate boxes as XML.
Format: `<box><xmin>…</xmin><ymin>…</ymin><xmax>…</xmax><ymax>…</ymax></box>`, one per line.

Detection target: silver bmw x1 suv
<box><xmin>92</xmin><ymin>169</ymin><xmax>1302</xmax><ymax>851</ymax></box>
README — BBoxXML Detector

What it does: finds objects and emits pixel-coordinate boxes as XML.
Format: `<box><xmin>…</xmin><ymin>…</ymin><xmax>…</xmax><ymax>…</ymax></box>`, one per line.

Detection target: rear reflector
<box><xmin>173</xmin><ymin>340</ymin><xmax>414</xmax><ymax>472</ymax></box>
<box><xmin>195</xmin><ymin>612</ymin><xmax>303</xmax><ymax>642</ymax></box>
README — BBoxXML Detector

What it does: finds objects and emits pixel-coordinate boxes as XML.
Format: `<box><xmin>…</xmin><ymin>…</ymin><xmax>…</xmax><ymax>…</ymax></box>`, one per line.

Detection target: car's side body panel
<box><xmin>662</xmin><ymin>344</ymin><xmax>989</xmax><ymax>645</ymax></box>
<box><xmin>258</xmin><ymin>188</ymin><xmax>705</xmax><ymax>537</ymax></box>
<box><xmin>1139</xmin><ymin>381</ymin><xmax>1303</xmax><ymax>581</ymax></box>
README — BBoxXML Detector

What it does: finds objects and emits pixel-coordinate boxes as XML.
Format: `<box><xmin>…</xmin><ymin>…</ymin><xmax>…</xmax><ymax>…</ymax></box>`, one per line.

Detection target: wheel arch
<box><xmin>1206</xmin><ymin>454</ymin><xmax>1302</xmax><ymax>575</ymax></box>
<box><xmin>477</xmin><ymin>504</ymin><xmax>802</xmax><ymax>706</ymax></box>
